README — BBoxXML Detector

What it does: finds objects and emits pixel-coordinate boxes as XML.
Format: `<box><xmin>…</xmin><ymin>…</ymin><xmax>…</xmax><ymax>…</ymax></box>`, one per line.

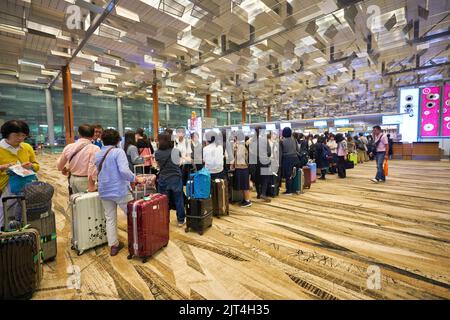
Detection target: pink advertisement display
<box><xmin>442</xmin><ymin>84</ymin><xmax>450</xmax><ymax>137</ymax></box>
<box><xmin>420</xmin><ymin>86</ymin><xmax>441</xmax><ymax>137</ymax></box>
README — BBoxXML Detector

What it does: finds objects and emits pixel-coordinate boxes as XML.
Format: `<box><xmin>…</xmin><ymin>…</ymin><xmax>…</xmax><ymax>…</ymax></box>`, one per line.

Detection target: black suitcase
<box><xmin>185</xmin><ymin>198</ymin><xmax>213</xmax><ymax>235</ymax></box>
<box><xmin>1</xmin><ymin>196</ymin><xmax>43</xmax><ymax>300</ymax></box>
<box><xmin>268</xmin><ymin>174</ymin><xmax>280</xmax><ymax>197</ymax></box>
<box><xmin>228</xmin><ymin>172</ymin><xmax>244</xmax><ymax>203</ymax></box>
<box><xmin>212</xmin><ymin>179</ymin><xmax>229</xmax><ymax>217</ymax></box>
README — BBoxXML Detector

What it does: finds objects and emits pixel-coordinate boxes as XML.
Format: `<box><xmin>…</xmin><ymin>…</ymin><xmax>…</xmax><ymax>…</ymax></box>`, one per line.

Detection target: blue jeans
<box><xmin>158</xmin><ymin>176</ymin><xmax>185</xmax><ymax>223</ymax></box>
<box><xmin>375</xmin><ymin>152</ymin><xmax>386</xmax><ymax>181</ymax></box>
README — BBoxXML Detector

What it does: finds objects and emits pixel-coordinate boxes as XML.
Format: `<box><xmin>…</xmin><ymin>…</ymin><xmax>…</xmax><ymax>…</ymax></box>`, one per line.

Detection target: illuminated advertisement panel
<box><xmin>398</xmin><ymin>88</ymin><xmax>419</xmax><ymax>142</ymax></box>
<box><xmin>420</xmin><ymin>86</ymin><xmax>441</xmax><ymax>137</ymax></box>
<box><xmin>442</xmin><ymin>84</ymin><xmax>450</xmax><ymax>137</ymax></box>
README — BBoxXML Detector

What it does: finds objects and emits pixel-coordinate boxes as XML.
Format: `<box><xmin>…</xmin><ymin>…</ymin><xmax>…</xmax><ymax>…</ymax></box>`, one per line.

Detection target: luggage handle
<box><xmin>2</xmin><ymin>195</ymin><xmax>27</xmax><ymax>230</ymax></box>
<box><xmin>133</xmin><ymin>164</ymin><xmax>147</xmax><ymax>199</ymax></box>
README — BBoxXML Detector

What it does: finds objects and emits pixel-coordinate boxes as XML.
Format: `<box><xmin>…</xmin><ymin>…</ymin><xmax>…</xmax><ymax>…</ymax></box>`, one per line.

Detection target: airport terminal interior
<box><xmin>0</xmin><ymin>0</ymin><xmax>449</xmax><ymax>300</ymax></box>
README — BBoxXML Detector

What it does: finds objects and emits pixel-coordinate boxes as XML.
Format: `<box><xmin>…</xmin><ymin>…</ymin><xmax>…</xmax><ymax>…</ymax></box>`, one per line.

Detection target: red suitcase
<box><xmin>127</xmin><ymin>193</ymin><xmax>170</xmax><ymax>263</ymax></box>
<box><xmin>302</xmin><ymin>166</ymin><xmax>312</xmax><ymax>189</ymax></box>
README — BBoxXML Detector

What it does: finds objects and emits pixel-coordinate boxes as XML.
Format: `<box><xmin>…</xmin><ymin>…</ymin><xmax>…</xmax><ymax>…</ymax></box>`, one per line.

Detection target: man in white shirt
<box><xmin>174</xmin><ymin>127</ymin><xmax>192</xmax><ymax>185</ymax></box>
<box><xmin>358</xmin><ymin>132</ymin><xmax>369</xmax><ymax>162</ymax></box>
<box><xmin>203</xmin><ymin>133</ymin><xmax>224</xmax><ymax>180</ymax></box>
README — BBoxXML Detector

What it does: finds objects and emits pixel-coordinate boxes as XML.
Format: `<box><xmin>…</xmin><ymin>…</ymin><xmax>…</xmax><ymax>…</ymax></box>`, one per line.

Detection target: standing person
<box><xmin>203</xmin><ymin>131</ymin><xmax>224</xmax><ymax>180</ymax></box>
<box><xmin>92</xmin><ymin>124</ymin><xmax>103</xmax><ymax>148</ymax></box>
<box><xmin>95</xmin><ymin>129</ymin><xmax>144</xmax><ymax>256</ymax></box>
<box><xmin>367</xmin><ymin>135</ymin><xmax>375</xmax><ymax>160</ymax></box>
<box><xmin>387</xmin><ymin>134</ymin><xmax>394</xmax><ymax>160</ymax></box>
<box><xmin>190</xmin><ymin>132</ymin><xmax>203</xmax><ymax>172</ymax></box>
<box><xmin>123</xmin><ymin>131</ymin><xmax>145</xmax><ymax>172</ymax></box>
<box><xmin>358</xmin><ymin>133</ymin><xmax>369</xmax><ymax>162</ymax></box>
<box><xmin>355</xmin><ymin>135</ymin><xmax>366</xmax><ymax>164</ymax></box>
<box><xmin>155</xmin><ymin>132</ymin><xmax>186</xmax><ymax>226</ymax></box>
<box><xmin>335</xmin><ymin>133</ymin><xmax>347</xmax><ymax>178</ymax></box>
<box><xmin>231</xmin><ymin>130</ymin><xmax>252</xmax><ymax>207</ymax></box>
<box><xmin>370</xmin><ymin>126</ymin><xmax>389</xmax><ymax>183</ymax></box>
<box><xmin>135</xmin><ymin>128</ymin><xmax>154</xmax><ymax>174</ymax></box>
<box><xmin>327</xmin><ymin>134</ymin><xmax>338</xmax><ymax>174</ymax></box>
<box><xmin>297</xmin><ymin>133</ymin><xmax>309</xmax><ymax>167</ymax></box>
<box><xmin>347</xmin><ymin>135</ymin><xmax>356</xmax><ymax>154</ymax></box>
<box><xmin>174</xmin><ymin>127</ymin><xmax>192</xmax><ymax>186</ymax></box>
<box><xmin>315</xmin><ymin>136</ymin><xmax>330</xmax><ymax>180</ymax></box>
<box><xmin>268</xmin><ymin>131</ymin><xmax>280</xmax><ymax>197</ymax></box>
<box><xmin>57</xmin><ymin>124</ymin><xmax>99</xmax><ymax>195</ymax></box>
<box><xmin>253</xmin><ymin>126</ymin><xmax>271</xmax><ymax>202</ymax></box>
<box><xmin>150</xmin><ymin>137</ymin><xmax>158</xmax><ymax>152</ymax></box>
<box><xmin>0</xmin><ymin>120</ymin><xmax>40</xmax><ymax>229</ymax></box>
<box><xmin>280</xmin><ymin>127</ymin><xmax>300</xmax><ymax>195</ymax></box>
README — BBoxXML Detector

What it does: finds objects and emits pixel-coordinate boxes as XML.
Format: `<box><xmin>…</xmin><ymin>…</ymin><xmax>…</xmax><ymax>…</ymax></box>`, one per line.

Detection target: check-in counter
<box><xmin>393</xmin><ymin>142</ymin><xmax>441</xmax><ymax>160</ymax></box>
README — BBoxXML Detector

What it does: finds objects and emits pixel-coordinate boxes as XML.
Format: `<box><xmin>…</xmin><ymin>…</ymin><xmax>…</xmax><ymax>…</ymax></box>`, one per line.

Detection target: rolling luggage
<box><xmin>228</xmin><ymin>171</ymin><xmax>244</xmax><ymax>203</ymax></box>
<box><xmin>292</xmin><ymin>167</ymin><xmax>304</xmax><ymax>194</ymax></box>
<box><xmin>185</xmin><ymin>198</ymin><xmax>213</xmax><ymax>235</ymax></box>
<box><xmin>302</xmin><ymin>166</ymin><xmax>312</xmax><ymax>189</ymax></box>
<box><xmin>70</xmin><ymin>192</ymin><xmax>108</xmax><ymax>256</ymax></box>
<box><xmin>268</xmin><ymin>174</ymin><xmax>280</xmax><ymax>197</ymax></box>
<box><xmin>348</xmin><ymin>153</ymin><xmax>358</xmax><ymax>166</ymax></box>
<box><xmin>1</xmin><ymin>196</ymin><xmax>43</xmax><ymax>300</ymax></box>
<box><xmin>211</xmin><ymin>179</ymin><xmax>229</xmax><ymax>217</ymax></box>
<box><xmin>127</xmin><ymin>194</ymin><xmax>169</xmax><ymax>263</ymax></box>
<box><xmin>23</xmin><ymin>182</ymin><xmax>57</xmax><ymax>262</ymax></box>
<box><xmin>307</xmin><ymin>162</ymin><xmax>317</xmax><ymax>183</ymax></box>
<box><xmin>132</xmin><ymin>165</ymin><xmax>157</xmax><ymax>200</ymax></box>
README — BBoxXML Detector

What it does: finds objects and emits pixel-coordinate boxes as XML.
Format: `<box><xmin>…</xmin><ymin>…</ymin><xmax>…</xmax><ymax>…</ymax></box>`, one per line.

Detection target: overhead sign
<box><xmin>382</xmin><ymin>115</ymin><xmax>403</xmax><ymax>125</ymax></box>
<box><xmin>265</xmin><ymin>123</ymin><xmax>277</xmax><ymax>131</ymax></box>
<box><xmin>334</xmin><ymin>119</ymin><xmax>349</xmax><ymax>126</ymax></box>
<box><xmin>313</xmin><ymin>120</ymin><xmax>327</xmax><ymax>127</ymax></box>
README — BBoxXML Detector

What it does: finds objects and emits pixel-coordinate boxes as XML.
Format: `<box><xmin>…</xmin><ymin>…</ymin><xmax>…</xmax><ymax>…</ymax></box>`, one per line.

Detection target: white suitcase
<box><xmin>70</xmin><ymin>192</ymin><xmax>107</xmax><ymax>256</ymax></box>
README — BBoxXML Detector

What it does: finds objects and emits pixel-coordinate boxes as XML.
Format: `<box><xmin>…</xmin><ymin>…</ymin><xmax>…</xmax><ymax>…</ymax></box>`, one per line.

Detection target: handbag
<box><xmin>384</xmin><ymin>160</ymin><xmax>389</xmax><ymax>176</ymax></box>
<box><xmin>8</xmin><ymin>169</ymin><xmax>38</xmax><ymax>194</ymax></box>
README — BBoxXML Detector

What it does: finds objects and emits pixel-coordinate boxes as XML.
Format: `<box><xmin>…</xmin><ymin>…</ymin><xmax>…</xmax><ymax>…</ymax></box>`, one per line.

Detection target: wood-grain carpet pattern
<box><xmin>32</xmin><ymin>154</ymin><xmax>450</xmax><ymax>300</ymax></box>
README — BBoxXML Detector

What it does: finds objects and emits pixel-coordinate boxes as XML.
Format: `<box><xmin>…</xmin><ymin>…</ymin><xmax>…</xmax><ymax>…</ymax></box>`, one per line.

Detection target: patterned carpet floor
<box><xmin>33</xmin><ymin>154</ymin><xmax>450</xmax><ymax>300</ymax></box>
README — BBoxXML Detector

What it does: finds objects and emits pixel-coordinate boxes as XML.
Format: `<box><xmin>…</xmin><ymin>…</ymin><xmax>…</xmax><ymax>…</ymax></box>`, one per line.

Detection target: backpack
<box><xmin>187</xmin><ymin>167</ymin><xmax>211</xmax><ymax>199</ymax></box>
<box><xmin>322</xmin><ymin>144</ymin><xmax>332</xmax><ymax>161</ymax></box>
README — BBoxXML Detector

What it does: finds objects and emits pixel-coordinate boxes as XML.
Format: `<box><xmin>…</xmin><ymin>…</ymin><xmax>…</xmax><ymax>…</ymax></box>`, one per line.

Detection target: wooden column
<box><xmin>62</xmin><ymin>65</ymin><xmax>74</xmax><ymax>144</ymax></box>
<box><xmin>152</xmin><ymin>83</ymin><xmax>159</xmax><ymax>140</ymax></box>
<box><xmin>206</xmin><ymin>94</ymin><xmax>212</xmax><ymax>118</ymax></box>
<box><xmin>287</xmin><ymin>109</ymin><xmax>290</xmax><ymax>120</ymax></box>
<box><xmin>241</xmin><ymin>99</ymin><xmax>246</xmax><ymax>124</ymax></box>
<box><xmin>267</xmin><ymin>106</ymin><xmax>272</xmax><ymax>122</ymax></box>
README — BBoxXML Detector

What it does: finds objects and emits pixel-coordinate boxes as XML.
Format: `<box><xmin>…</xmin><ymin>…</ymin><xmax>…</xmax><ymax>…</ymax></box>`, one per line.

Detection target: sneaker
<box><xmin>110</xmin><ymin>241</ymin><xmax>124</xmax><ymax>256</ymax></box>
<box><xmin>240</xmin><ymin>200</ymin><xmax>252</xmax><ymax>207</ymax></box>
<box><xmin>282</xmin><ymin>192</ymin><xmax>293</xmax><ymax>196</ymax></box>
<box><xmin>319</xmin><ymin>176</ymin><xmax>326</xmax><ymax>180</ymax></box>
<box><xmin>260</xmin><ymin>196</ymin><xmax>271</xmax><ymax>203</ymax></box>
<box><xmin>177</xmin><ymin>220</ymin><xmax>186</xmax><ymax>227</ymax></box>
<box><xmin>370</xmin><ymin>178</ymin><xmax>379</xmax><ymax>183</ymax></box>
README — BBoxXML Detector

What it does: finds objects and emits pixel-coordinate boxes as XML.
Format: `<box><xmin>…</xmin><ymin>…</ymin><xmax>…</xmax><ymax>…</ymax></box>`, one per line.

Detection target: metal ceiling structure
<box><xmin>0</xmin><ymin>0</ymin><xmax>448</xmax><ymax>120</ymax></box>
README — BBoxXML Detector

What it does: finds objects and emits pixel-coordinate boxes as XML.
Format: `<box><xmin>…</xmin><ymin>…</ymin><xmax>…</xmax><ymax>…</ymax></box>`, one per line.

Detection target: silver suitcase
<box><xmin>70</xmin><ymin>192</ymin><xmax>107</xmax><ymax>256</ymax></box>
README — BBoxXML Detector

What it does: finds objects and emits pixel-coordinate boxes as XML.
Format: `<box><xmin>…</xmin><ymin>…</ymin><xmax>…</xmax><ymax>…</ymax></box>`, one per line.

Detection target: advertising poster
<box><xmin>441</xmin><ymin>83</ymin><xmax>450</xmax><ymax>137</ymax></box>
<box><xmin>420</xmin><ymin>86</ymin><xmax>441</xmax><ymax>137</ymax></box>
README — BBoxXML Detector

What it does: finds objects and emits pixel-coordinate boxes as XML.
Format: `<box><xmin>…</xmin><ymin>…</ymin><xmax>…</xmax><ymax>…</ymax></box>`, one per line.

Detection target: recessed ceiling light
<box><xmin>314</xmin><ymin>57</ymin><xmax>327</xmax><ymax>64</ymax></box>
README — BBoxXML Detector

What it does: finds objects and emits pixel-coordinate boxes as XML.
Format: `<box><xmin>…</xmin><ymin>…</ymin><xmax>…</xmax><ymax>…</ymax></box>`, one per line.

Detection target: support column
<box><xmin>227</xmin><ymin>112</ymin><xmax>231</xmax><ymax>125</ymax></box>
<box><xmin>117</xmin><ymin>97</ymin><xmax>123</xmax><ymax>137</ymax></box>
<box><xmin>248</xmin><ymin>113</ymin><xmax>252</xmax><ymax>124</ymax></box>
<box><xmin>165</xmin><ymin>104</ymin><xmax>170</xmax><ymax>122</ymax></box>
<box><xmin>152</xmin><ymin>83</ymin><xmax>159</xmax><ymax>140</ymax></box>
<box><xmin>201</xmin><ymin>108</ymin><xmax>205</xmax><ymax>118</ymax></box>
<box><xmin>45</xmin><ymin>89</ymin><xmax>55</xmax><ymax>146</ymax></box>
<box><xmin>286</xmin><ymin>109</ymin><xmax>290</xmax><ymax>120</ymax></box>
<box><xmin>267</xmin><ymin>106</ymin><xmax>272</xmax><ymax>122</ymax></box>
<box><xmin>62</xmin><ymin>65</ymin><xmax>74</xmax><ymax>144</ymax></box>
<box><xmin>206</xmin><ymin>93</ymin><xmax>212</xmax><ymax>118</ymax></box>
<box><xmin>241</xmin><ymin>99</ymin><xmax>246</xmax><ymax>124</ymax></box>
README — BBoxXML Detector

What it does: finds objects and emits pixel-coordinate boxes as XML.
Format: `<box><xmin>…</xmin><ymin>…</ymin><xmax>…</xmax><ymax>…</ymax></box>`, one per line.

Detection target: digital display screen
<box><xmin>382</xmin><ymin>115</ymin><xmax>403</xmax><ymax>125</ymax></box>
<box><xmin>442</xmin><ymin>84</ymin><xmax>450</xmax><ymax>137</ymax></box>
<box><xmin>334</xmin><ymin>119</ymin><xmax>349</xmax><ymax>126</ymax></box>
<box><xmin>313</xmin><ymin>120</ymin><xmax>327</xmax><ymax>127</ymax></box>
